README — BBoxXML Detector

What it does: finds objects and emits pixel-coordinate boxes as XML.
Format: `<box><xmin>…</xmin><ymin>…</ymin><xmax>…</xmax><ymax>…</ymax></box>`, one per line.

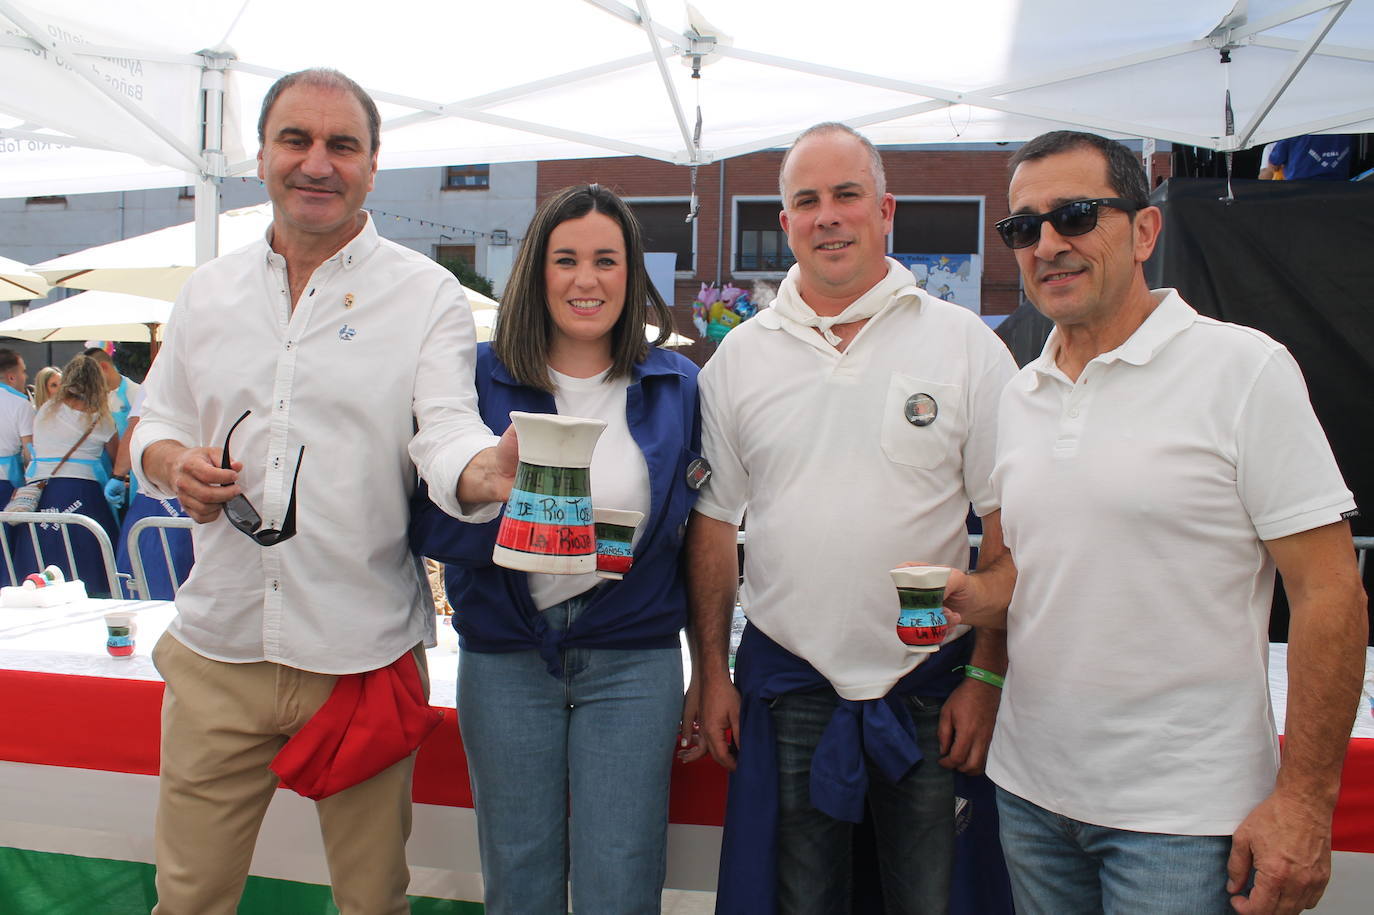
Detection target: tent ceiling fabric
<box><xmin>1</xmin><ymin>0</ymin><xmax>1371</xmax><ymax>197</ymax></box>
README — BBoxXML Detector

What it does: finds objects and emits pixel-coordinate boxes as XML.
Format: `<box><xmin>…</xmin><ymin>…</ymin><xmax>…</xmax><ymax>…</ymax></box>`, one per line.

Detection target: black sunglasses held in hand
<box><xmin>220</xmin><ymin>409</ymin><xmax>305</xmax><ymax>546</ymax></box>
<box><xmin>994</xmin><ymin>197</ymin><xmax>1140</xmax><ymax>249</ymax></box>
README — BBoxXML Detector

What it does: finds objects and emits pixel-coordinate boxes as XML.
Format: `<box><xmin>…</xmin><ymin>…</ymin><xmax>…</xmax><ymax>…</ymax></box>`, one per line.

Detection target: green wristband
<box><xmin>963</xmin><ymin>665</ymin><xmax>1004</xmax><ymax>689</ymax></box>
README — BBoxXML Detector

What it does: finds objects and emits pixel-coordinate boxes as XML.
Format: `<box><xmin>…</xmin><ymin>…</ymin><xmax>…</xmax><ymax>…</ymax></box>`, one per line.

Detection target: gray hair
<box><xmin>257</xmin><ymin>68</ymin><xmax>381</xmax><ymax>155</ymax></box>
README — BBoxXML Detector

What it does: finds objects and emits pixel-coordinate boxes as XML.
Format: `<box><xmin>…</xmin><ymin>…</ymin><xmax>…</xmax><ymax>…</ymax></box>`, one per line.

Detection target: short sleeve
<box><xmin>692</xmin><ymin>352</ymin><xmax>748</xmax><ymax>526</ymax></box>
<box><xmin>1235</xmin><ymin>347</ymin><xmax>1354</xmax><ymax>541</ymax></box>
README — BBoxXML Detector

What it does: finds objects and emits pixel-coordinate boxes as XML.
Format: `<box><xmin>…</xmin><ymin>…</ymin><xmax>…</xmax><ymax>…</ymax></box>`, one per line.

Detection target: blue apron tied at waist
<box><xmin>716</xmin><ymin>622</ymin><xmax>972</xmax><ymax>915</ymax></box>
<box><xmin>2</xmin><ymin>451</ymin><xmax>24</xmax><ymax>488</ymax></box>
<box><xmin>27</xmin><ymin>456</ymin><xmax>110</xmax><ymax>486</ymax></box>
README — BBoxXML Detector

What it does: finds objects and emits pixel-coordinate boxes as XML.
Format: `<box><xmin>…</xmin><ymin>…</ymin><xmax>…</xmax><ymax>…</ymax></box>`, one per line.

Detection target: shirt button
<box><xmin>277</xmin><ymin>400</ymin><xmax>285</xmax><ymax>410</ymax></box>
<box><xmin>271</xmin><ymin>580</ymin><xmax>280</xmax><ymax>591</ymax></box>
<box><xmin>285</xmin><ymin>341</ymin><xmax>293</xmax><ymax>350</ymax></box>
<box><xmin>1069</xmin><ymin>408</ymin><xmax>1080</xmax><ymax>418</ymax></box>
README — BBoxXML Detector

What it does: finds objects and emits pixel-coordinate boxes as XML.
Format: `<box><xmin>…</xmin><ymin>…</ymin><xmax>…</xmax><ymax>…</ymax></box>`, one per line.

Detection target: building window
<box><xmin>434</xmin><ymin>244</ymin><xmax>477</xmax><ymax>268</ymax></box>
<box><xmin>733</xmin><ymin>199</ymin><xmax>794</xmax><ymax>273</ymax></box>
<box><xmin>891</xmin><ymin>199</ymin><xmax>981</xmax><ymax>256</ymax></box>
<box><xmin>444</xmin><ymin>165</ymin><xmax>490</xmax><ymax>190</ymax></box>
<box><xmin>25</xmin><ymin>195</ymin><xmax>66</xmax><ymax>206</ymax></box>
<box><xmin>892</xmin><ymin>197</ymin><xmax>985</xmax><ymax>312</ymax></box>
<box><xmin>626</xmin><ymin>200</ymin><xmax>694</xmax><ymax>273</ymax></box>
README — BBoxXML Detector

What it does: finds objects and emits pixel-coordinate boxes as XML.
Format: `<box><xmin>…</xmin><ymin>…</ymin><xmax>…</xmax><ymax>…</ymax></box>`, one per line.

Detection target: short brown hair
<box><xmin>493</xmin><ymin>185</ymin><xmax>673</xmax><ymax>391</ymax></box>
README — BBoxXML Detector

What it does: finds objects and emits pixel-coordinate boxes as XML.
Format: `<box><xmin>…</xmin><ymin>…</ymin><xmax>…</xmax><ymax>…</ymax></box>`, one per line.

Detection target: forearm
<box><xmin>686</xmin><ymin>511</ymin><xmax>740</xmax><ymax>683</ymax></box>
<box><xmin>958</xmin><ymin>510</ymin><xmax>1015</xmax><ymax>629</ymax></box>
<box><xmin>1278</xmin><ymin>580</ymin><xmax>1367</xmax><ymax>810</ymax></box>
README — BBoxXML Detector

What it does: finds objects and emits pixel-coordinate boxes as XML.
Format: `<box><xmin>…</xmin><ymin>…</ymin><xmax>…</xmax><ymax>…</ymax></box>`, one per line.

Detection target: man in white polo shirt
<box><xmin>949</xmin><ymin>130</ymin><xmax>1367</xmax><ymax>915</ymax></box>
<box><xmin>688</xmin><ymin>122</ymin><xmax>1016</xmax><ymax>913</ymax></box>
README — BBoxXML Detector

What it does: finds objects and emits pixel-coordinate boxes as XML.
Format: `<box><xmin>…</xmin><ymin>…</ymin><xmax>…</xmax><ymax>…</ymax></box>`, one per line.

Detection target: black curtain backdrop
<box><xmin>998</xmin><ymin>177</ymin><xmax>1374</xmax><ymax>643</ymax></box>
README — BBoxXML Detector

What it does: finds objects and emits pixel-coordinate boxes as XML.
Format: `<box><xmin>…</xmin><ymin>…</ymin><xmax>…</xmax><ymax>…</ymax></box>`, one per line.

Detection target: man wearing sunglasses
<box><xmin>948</xmin><ymin>131</ymin><xmax>1366</xmax><ymax>915</ymax></box>
<box><xmin>131</xmin><ymin>68</ymin><xmax>510</xmax><ymax>915</ymax></box>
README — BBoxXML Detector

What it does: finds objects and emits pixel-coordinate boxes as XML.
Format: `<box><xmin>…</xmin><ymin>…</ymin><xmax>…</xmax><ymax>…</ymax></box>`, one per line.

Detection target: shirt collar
<box><xmin>1024</xmin><ymin>288</ymin><xmax>1196</xmax><ymax>390</ymax></box>
<box><xmin>757</xmin><ymin>257</ymin><xmax>924</xmax><ymax>332</ymax></box>
<box><xmin>261</xmin><ymin>210</ymin><xmax>379</xmax><ymax>270</ymax></box>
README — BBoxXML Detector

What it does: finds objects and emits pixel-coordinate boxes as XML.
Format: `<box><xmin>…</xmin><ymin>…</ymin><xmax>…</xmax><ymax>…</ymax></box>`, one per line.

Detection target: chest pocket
<box><xmin>879</xmin><ymin>372</ymin><xmax>963</xmax><ymax>470</ymax></box>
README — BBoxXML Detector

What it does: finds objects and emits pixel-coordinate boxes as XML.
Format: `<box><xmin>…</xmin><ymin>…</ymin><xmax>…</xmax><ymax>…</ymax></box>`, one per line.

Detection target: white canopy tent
<box><xmin>1</xmin><ymin>0</ymin><xmax>1371</xmax><ymax>259</ymax></box>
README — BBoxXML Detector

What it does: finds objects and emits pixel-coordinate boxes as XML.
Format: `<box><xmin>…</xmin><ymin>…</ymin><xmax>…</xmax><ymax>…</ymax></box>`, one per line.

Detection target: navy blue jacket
<box><xmin>410</xmin><ymin>343</ymin><xmax>701</xmax><ymax>674</ymax></box>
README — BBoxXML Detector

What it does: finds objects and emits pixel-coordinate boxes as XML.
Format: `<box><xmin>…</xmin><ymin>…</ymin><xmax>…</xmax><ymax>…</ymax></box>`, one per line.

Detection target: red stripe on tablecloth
<box><xmin>0</xmin><ymin>669</ymin><xmax>730</xmax><ymax>826</ymax></box>
<box><xmin>1330</xmin><ymin>738</ymin><xmax>1374</xmax><ymax>853</ymax></box>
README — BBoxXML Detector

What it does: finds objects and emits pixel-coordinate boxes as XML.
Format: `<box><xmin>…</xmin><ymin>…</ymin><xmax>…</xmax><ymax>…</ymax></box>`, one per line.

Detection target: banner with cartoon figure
<box><xmin>894</xmin><ymin>254</ymin><xmax>982</xmax><ymax>312</ymax></box>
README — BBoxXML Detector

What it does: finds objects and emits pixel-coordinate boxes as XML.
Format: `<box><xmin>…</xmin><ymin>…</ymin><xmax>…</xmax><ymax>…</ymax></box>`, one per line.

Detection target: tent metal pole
<box><xmin>633</xmin><ymin>0</ymin><xmax>698</xmax><ymax>162</ymax></box>
<box><xmin>0</xmin><ymin>0</ymin><xmax>206</xmax><ymax>172</ymax></box>
<box><xmin>195</xmin><ymin>53</ymin><xmax>232</xmax><ymax>265</ymax></box>
<box><xmin>1236</xmin><ymin>0</ymin><xmax>1350</xmax><ymax>147</ymax></box>
<box><xmin>379</xmin><ymin>54</ymin><xmax>657</xmax><ymax>133</ymax></box>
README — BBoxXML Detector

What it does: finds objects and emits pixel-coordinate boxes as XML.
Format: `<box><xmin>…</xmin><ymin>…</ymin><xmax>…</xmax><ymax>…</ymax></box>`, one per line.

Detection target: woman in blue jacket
<box><xmin>413</xmin><ymin>184</ymin><xmax>702</xmax><ymax>914</ymax></box>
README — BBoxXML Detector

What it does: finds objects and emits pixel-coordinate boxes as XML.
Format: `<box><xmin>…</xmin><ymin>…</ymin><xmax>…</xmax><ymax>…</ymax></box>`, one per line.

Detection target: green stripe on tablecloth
<box><xmin>0</xmin><ymin>847</ymin><xmax>484</xmax><ymax>914</ymax></box>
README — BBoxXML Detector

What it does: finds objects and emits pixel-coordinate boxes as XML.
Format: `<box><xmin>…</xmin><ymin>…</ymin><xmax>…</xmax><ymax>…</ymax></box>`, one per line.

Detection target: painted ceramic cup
<box><xmin>889</xmin><ymin>566</ymin><xmax>951</xmax><ymax>652</ymax></box>
<box><xmin>104</xmin><ymin>611</ymin><xmax>136</xmax><ymax>659</ymax></box>
<box><xmin>593</xmin><ymin>508</ymin><xmax>643</xmax><ymax>580</ymax></box>
<box><xmin>493</xmin><ymin>412</ymin><xmax>607</xmax><ymax>574</ymax></box>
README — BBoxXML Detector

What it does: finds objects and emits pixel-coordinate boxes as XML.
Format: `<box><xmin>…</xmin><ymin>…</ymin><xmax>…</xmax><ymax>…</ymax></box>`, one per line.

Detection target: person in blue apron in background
<box><xmin>84</xmin><ymin>346</ymin><xmax>140</xmax><ymax>435</ymax></box>
<box><xmin>16</xmin><ymin>354</ymin><xmax>120</xmax><ymax>596</ymax></box>
<box><xmin>110</xmin><ymin>388</ymin><xmax>194</xmax><ymax>599</ymax></box>
<box><xmin>0</xmin><ymin>348</ymin><xmax>35</xmax><ymax>509</ymax></box>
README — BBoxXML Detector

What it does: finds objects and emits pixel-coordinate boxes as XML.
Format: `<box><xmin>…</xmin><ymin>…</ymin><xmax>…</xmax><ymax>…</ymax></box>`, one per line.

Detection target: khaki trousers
<box><xmin>150</xmin><ymin>631</ymin><xmax>426</xmax><ymax>915</ymax></box>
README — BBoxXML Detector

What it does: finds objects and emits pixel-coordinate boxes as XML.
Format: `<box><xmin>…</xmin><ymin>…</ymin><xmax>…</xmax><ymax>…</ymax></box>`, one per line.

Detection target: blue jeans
<box><xmin>771</xmin><ymin>688</ymin><xmax>954</xmax><ymax>915</ymax></box>
<box><xmin>456</xmin><ymin>595</ymin><xmax>683</xmax><ymax>915</ymax></box>
<box><xmin>995</xmin><ymin>786</ymin><xmax>1234</xmax><ymax>915</ymax></box>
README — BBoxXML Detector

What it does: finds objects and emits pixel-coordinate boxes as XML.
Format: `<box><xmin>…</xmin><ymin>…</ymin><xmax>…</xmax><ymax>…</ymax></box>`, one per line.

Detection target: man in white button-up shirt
<box><xmin>132</xmin><ymin>69</ymin><xmax>512</xmax><ymax>915</ymax></box>
<box><xmin>950</xmin><ymin>131</ymin><xmax>1367</xmax><ymax>915</ymax></box>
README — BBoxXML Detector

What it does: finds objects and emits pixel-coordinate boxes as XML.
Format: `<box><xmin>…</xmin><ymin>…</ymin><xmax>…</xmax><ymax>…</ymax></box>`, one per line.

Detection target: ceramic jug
<box><xmin>889</xmin><ymin>565</ymin><xmax>951</xmax><ymax>651</ymax></box>
<box><xmin>493</xmin><ymin>411</ymin><xmax>607</xmax><ymax>574</ymax></box>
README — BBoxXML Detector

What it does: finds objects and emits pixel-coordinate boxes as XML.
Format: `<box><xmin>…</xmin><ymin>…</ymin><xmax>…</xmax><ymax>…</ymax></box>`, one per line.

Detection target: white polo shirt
<box><xmin>0</xmin><ymin>388</ymin><xmax>34</xmax><ymax>457</ymax></box>
<box><xmin>696</xmin><ymin>264</ymin><xmax>1015</xmax><ymax>700</ymax></box>
<box><xmin>988</xmin><ymin>289</ymin><xmax>1355</xmax><ymax>834</ymax></box>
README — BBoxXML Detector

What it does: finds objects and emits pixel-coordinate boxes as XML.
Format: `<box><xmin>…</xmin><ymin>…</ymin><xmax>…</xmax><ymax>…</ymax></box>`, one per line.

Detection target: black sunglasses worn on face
<box><xmin>994</xmin><ymin>197</ymin><xmax>1141</xmax><ymax>250</ymax></box>
<box><xmin>221</xmin><ymin>409</ymin><xmax>305</xmax><ymax>546</ymax></box>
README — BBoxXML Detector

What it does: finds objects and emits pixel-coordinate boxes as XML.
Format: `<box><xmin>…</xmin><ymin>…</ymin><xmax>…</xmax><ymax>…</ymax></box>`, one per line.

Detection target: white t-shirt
<box><xmin>696</xmin><ymin>263</ymin><xmax>1016</xmax><ymax>700</ymax></box>
<box><xmin>0</xmin><ymin>388</ymin><xmax>35</xmax><ymax>457</ymax></box>
<box><xmin>529</xmin><ymin>367</ymin><xmax>651</xmax><ymax>610</ymax></box>
<box><xmin>30</xmin><ymin>403</ymin><xmax>115</xmax><ymax>482</ymax></box>
<box><xmin>987</xmin><ymin>289</ymin><xmax>1356</xmax><ymax>835</ymax></box>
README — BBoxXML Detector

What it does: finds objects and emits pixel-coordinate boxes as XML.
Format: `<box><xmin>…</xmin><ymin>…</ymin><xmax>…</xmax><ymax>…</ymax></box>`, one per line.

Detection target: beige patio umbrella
<box><xmin>31</xmin><ymin>203</ymin><xmax>498</xmax><ymax>313</ymax></box>
<box><xmin>0</xmin><ymin>255</ymin><xmax>52</xmax><ymax>301</ymax></box>
<box><xmin>0</xmin><ymin>290</ymin><xmax>169</xmax><ymax>343</ymax></box>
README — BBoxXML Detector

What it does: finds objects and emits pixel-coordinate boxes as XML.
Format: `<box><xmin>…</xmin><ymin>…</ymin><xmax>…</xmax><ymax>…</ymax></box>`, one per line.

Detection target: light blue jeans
<box><xmin>995</xmin><ymin>785</ymin><xmax>1234</xmax><ymax>915</ymax></box>
<box><xmin>456</xmin><ymin>595</ymin><xmax>683</xmax><ymax>915</ymax></box>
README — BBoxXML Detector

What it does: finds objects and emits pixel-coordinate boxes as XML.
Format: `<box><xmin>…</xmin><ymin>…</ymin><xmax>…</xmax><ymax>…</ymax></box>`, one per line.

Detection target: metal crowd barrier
<box><xmin>125</xmin><ymin>515</ymin><xmax>195</xmax><ymax>600</ymax></box>
<box><xmin>0</xmin><ymin>510</ymin><xmax>125</xmax><ymax>599</ymax></box>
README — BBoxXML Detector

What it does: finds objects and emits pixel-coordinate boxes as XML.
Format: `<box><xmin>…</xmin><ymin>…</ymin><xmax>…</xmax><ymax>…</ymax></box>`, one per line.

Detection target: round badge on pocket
<box><xmin>904</xmin><ymin>393</ymin><xmax>938</xmax><ymax>427</ymax></box>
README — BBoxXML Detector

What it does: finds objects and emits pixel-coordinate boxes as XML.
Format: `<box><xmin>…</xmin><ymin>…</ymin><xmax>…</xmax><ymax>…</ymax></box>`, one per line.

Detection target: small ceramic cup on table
<box><xmin>104</xmin><ymin>612</ymin><xmax>137</xmax><ymax>659</ymax></box>
<box><xmin>593</xmin><ymin>508</ymin><xmax>643</xmax><ymax>580</ymax></box>
<box><xmin>889</xmin><ymin>565</ymin><xmax>951</xmax><ymax>652</ymax></box>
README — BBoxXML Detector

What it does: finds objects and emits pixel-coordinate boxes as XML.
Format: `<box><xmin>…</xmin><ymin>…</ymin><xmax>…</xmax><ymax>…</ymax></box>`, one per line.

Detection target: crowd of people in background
<box><xmin>0</xmin><ymin>346</ymin><xmax>190</xmax><ymax>597</ymax></box>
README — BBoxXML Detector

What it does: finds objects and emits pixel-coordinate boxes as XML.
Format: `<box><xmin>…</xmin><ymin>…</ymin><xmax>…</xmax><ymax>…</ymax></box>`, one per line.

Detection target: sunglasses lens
<box><xmin>998</xmin><ymin>216</ymin><xmax>1039</xmax><ymax>249</ymax></box>
<box><xmin>1050</xmin><ymin>200</ymin><xmax>1099</xmax><ymax>238</ymax></box>
<box><xmin>224</xmin><ymin>494</ymin><xmax>262</xmax><ymax>535</ymax></box>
